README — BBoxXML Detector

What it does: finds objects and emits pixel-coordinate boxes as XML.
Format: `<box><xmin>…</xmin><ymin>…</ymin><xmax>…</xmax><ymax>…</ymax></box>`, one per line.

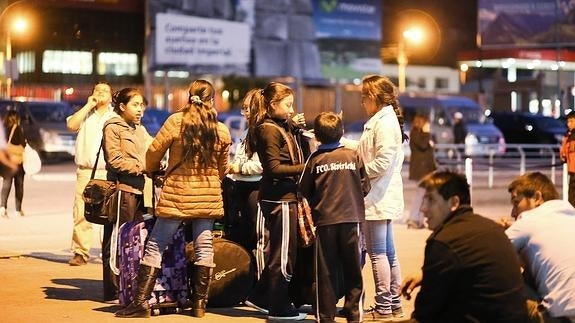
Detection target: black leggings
<box><xmin>1</xmin><ymin>165</ymin><xmax>24</xmax><ymax>211</ymax></box>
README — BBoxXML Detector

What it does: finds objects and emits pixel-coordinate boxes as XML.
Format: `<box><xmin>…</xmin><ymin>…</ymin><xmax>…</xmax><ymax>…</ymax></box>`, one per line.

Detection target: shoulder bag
<box><xmin>6</xmin><ymin>125</ymin><xmax>24</xmax><ymax>165</ymax></box>
<box><xmin>82</xmin><ymin>141</ymin><xmax>117</xmax><ymax>225</ymax></box>
<box><xmin>262</xmin><ymin>122</ymin><xmax>315</xmax><ymax>248</ymax></box>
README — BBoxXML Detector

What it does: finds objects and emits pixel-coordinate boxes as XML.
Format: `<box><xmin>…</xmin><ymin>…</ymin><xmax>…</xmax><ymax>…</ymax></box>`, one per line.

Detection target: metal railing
<box><xmin>431</xmin><ymin>143</ymin><xmax>567</xmax><ymax>199</ymax></box>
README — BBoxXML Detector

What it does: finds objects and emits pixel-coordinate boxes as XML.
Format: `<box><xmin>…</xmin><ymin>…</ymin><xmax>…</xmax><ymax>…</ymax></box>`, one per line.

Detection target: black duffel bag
<box><xmin>186</xmin><ymin>234</ymin><xmax>255</xmax><ymax>307</ymax></box>
<box><xmin>83</xmin><ymin>178</ymin><xmax>117</xmax><ymax>225</ymax></box>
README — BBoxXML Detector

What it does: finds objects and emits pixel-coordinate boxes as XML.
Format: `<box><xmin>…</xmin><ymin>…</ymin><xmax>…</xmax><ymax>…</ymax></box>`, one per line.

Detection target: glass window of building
<box><xmin>16</xmin><ymin>51</ymin><xmax>35</xmax><ymax>74</ymax></box>
<box><xmin>97</xmin><ymin>53</ymin><xmax>138</xmax><ymax>76</ymax></box>
<box><xmin>42</xmin><ymin>50</ymin><xmax>92</xmax><ymax>74</ymax></box>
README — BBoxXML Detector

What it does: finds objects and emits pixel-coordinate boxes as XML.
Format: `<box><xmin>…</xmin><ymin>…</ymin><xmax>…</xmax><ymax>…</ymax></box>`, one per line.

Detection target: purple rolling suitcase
<box><xmin>117</xmin><ymin>218</ymin><xmax>188</xmax><ymax>315</ymax></box>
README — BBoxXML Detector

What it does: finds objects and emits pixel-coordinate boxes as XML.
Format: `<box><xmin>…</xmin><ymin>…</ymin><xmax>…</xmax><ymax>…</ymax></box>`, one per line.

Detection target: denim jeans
<box><xmin>141</xmin><ymin>217</ymin><xmax>215</xmax><ymax>268</ymax></box>
<box><xmin>364</xmin><ymin>219</ymin><xmax>402</xmax><ymax>313</ymax></box>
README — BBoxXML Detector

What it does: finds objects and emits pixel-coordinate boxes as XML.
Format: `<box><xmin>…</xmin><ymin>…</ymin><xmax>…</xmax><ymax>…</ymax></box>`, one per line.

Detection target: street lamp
<box><xmin>1</xmin><ymin>0</ymin><xmax>34</xmax><ymax>99</ymax></box>
<box><xmin>5</xmin><ymin>15</ymin><xmax>26</xmax><ymax>98</ymax></box>
<box><xmin>397</xmin><ymin>26</ymin><xmax>424</xmax><ymax>92</ymax></box>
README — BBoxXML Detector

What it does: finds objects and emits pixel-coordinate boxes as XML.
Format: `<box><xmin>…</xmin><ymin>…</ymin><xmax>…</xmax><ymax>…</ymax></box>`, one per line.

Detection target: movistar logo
<box><xmin>320</xmin><ymin>0</ymin><xmax>338</xmax><ymax>13</ymax></box>
<box><xmin>320</xmin><ymin>0</ymin><xmax>376</xmax><ymax>15</ymax></box>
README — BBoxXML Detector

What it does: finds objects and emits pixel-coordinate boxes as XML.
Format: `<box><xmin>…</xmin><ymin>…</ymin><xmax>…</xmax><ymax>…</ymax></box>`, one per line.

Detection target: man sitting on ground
<box><xmin>401</xmin><ymin>170</ymin><xmax>528</xmax><ymax>322</ymax></box>
<box><xmin>504</xmin><ymin>172</ymin><xmax>575</xmax><ymax>321</ymax></box>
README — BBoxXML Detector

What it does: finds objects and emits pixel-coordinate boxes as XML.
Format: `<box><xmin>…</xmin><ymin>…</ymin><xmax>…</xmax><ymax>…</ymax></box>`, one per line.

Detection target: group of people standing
<box><xmin>65</xmin><ymin>74</ymin><xmax>410</xmax><ymax>322</ymax></box>
<box><xmin>237</xmin><ymin>76</ymin><xmax>410</xmax><ymax>322</ymax></box>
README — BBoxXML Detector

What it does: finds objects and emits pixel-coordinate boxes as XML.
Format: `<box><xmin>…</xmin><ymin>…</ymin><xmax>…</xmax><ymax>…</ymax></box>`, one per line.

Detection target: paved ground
<box><xmin>0</xmin><ymin>169</ymin><xmax>518</xmax><ymax>322</ymax></box>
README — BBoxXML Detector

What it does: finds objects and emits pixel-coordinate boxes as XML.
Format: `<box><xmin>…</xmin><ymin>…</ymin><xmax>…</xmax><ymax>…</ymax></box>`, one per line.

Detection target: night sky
<box><xmin>382</xmin><ymin>0</ymin><xmax>478</xmax><ymax>67</ymax></box>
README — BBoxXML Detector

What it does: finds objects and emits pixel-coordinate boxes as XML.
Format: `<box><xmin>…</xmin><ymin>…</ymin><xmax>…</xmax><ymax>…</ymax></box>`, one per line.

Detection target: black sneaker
<box><xmin>268</xmin><ymin>306</ymin><xmax>307</xmax><ymax>321</ymax></box>
<box><xmin>338</xmin><ymin>307</ymin><xmax>361</xmax><ymax>322</ymax></box>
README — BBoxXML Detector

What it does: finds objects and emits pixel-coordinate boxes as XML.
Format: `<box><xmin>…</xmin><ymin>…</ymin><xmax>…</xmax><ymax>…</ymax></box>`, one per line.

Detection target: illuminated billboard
<box><xmin>479</xmin><ymin>0</ymin><xmax>575</xmax><ymax>48</ymax></box>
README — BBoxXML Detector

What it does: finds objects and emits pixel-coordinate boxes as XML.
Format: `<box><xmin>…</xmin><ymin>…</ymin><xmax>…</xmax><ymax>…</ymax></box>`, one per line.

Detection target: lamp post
<box><xmin>1</xmin><ymin>0</ymin><xmax>32</xmax><ymax>99</ymax></box>
<box><xmin>4</xmin><ymin>15</ymin><xmax>26</xmax><ymax>98</ymax></box>
<box><xmin>397</xmin><ymin>27</ymin><xmax>424</xmax><ymax>92</ymax></box>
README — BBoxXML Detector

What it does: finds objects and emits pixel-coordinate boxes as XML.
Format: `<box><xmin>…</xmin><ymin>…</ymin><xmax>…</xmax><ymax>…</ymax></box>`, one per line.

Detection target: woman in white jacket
<box><xmin>356</xmin><ymin>75</ymin><xmax>408</xmax><ymax>320</ymax></box>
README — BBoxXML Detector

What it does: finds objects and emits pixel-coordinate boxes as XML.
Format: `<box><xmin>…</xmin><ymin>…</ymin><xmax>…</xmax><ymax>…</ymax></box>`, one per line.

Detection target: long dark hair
<box><xmin>3</xmin><ymin>110</ymin><xmax>20</xmax><ymax>130</ymax></box>
<box><xmin>181</xmin><ymin>79</ymin><xmax>220</xmax><ymax>168</ymax></box>
<box><xmin>242</xmin><ymin>88</ymin><xmax>264</xmax><ymax>158</ymax></box>
<box><xmin>246</xmin><ymin>82</ymin><xmax>294</xmax><ymax>156</ymax></box>
<box><xmin>362</xmin><ymin>75</ymin><xmax>409</xmax><ymax>142</ymax></box>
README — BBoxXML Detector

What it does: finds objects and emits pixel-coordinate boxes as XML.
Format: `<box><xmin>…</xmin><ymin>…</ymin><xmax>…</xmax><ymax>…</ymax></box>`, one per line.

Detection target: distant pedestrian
<box><xmin>66</xmin><ymin>82</ymin><xmax>116</xmax><ymax>303</ymax></box>
<box><xmin>560</xmin><ymin>111</ymin><xmax>575</xmax><ymax>207</ymax></box>
<box><xmin>299</xmin><ymin>111</ymin><xmax>371</xmax><ymax>323</ymax></box>
<box><xmin>1</xmin><ymin>110</ymin><xmax>27</xmax><ymax>218</ymax></box>
<box><xmin>453</xmin><ymin>111</ymin><xmax>467</xmax><ymax>157</ymax></box>
<box><xmin>406</xmin><ymin>114</ymin><xmax>436</xmax><ymax>229</ymax></box>
<box><xmin>0</xmin><ymin>120</ymin><xmax>17</xmax><ymax>193</ymax></box>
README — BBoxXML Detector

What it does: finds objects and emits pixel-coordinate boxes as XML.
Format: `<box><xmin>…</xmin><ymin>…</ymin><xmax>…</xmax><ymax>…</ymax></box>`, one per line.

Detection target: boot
<box><xmin>115</xmin><ymin>264</ymin><xmax>159</xmax><ymax>318</ymax></box>
<box><xmin>191</xmin><ymin>265</ymin><xmax>213</xmax><ymax>318</ymax></box>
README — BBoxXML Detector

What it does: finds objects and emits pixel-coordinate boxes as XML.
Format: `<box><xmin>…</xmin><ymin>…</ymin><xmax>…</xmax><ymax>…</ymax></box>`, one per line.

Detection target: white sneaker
<box><xmin>0</xmin><ymin>207</ymin><xmax>7</xmax><ymax>218</ymax></box>
<box><xmin>244</xmin><ymin>300</ymin><xmax>269</xmax><ymax>315</ymax></box>
<box><xmin>268</xmin><ymin>312</ymin><xmax>307</xmax><ymax>321</ymax></box>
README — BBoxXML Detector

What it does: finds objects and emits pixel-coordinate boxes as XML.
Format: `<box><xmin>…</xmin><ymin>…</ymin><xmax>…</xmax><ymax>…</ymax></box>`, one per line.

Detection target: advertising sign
<box><xmin>155</xmin><ymin>13</ymin><xmax>251</xmax><ymax>66</ymax></box>
<box><xmin>312</xmin><ymin>0</ymin><xmax>381</xmax><ymax>40</ymax></box>
<box><xmin>311</xmin><ymin>0</ymin><xmax>382</xmax><ymax>79</ymax></box>
<box><xmin>479</xmin><ymin>0</ymin><xmax>575</xmax><ymax>47</ymax></box>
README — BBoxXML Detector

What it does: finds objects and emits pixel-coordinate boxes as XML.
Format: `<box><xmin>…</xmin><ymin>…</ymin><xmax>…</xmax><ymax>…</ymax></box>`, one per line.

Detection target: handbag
<box><xmin>263</xmin><ymin>122</ymin><xmax>316</xmax><ymax>247</ymax></box>
<box><xmin>0</xmin><ymin>149</ymin><xmax>17</xmax><ymax>178</ymax></box>
<box><xmin>6</xmin><ymin>125</ymin><xmax>24</xmax><ymax>165</ymax></box>
<box><xmin>23</xmin><ymin>145</ymin><xmax>41</xmax><ymax>175</ymax></box>
<box><xmin>82</xmin><ymin>141</ymin><xmax>117</xmax><ymax>225</ymax></box>
<box><xmin>297</xmin><ymin>195</ymin><xmax>315</xmax><ymax>248</ymax></box>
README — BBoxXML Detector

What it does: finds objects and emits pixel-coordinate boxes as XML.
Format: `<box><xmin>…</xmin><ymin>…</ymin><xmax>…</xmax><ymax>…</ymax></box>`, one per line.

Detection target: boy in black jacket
<box><xmin>299</xmin><ymin>112</ymin><xmax>371</xmax><ymax>323</ymax></box>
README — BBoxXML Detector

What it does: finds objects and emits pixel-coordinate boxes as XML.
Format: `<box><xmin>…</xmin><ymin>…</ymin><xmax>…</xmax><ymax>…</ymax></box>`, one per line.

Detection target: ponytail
<box><xmin>391</xmin><ymin>100</ymin><xmax>409</xmax><ymax>143</ymax></box>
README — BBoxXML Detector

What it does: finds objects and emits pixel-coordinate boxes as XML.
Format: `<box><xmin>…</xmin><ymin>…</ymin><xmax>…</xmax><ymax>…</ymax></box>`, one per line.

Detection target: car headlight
<box><xmin>39</xmin><ymin>128</ymin><xmax>61</xmax><ymax>144</ymax></box>
<box><xmin>555</xmin><ymin>134</ymin><xmax>564</xmax><ymax>144</ymax></box>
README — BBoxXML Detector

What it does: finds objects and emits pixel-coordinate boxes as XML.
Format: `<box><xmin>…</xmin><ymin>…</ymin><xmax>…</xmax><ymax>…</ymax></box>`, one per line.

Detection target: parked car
<box><xmin>0</xmin><ymin>99</ymin><xmax>76</xmax><ymax>160</ymax></box>
<box><xmin>489</xmin><ymin>112</ymin><xmax>566</xmax><ymax>145</ymax></box>
<box><xmin>141</xmin><ymin>108</ymin><xmax>171</xmax><ymax>136</ymax></box>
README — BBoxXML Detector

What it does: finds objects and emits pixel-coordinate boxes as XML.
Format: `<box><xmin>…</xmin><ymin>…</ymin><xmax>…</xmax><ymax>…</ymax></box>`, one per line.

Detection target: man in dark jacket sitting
<box><xmin>400</xmin><ymin>170</ymin><xmax>528</xmax><ymax>322</ymax></box>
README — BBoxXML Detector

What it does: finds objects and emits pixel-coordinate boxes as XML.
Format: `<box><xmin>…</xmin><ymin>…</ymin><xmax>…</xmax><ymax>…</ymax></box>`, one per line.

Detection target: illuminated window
<box><xmin>16</xmin><ymin>51</ymin><xmax>35</xmax><ymax>74</ymax></box>
<box><xmin>42</xmin><ymin>50</ymin><xmax>92</xmax><ymax>74</ymax></box>
<box><xmin>97</xmin><ymin>53</ymin><xmax>138</xmax><ymax>76</ymax></box>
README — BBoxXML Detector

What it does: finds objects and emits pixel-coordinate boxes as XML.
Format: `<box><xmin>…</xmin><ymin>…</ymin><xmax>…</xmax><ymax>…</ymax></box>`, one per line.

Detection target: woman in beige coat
<box><xmin>115</xmin><ymin>80</ymin><xmax>231</xmax><ymax>318</ymax></box>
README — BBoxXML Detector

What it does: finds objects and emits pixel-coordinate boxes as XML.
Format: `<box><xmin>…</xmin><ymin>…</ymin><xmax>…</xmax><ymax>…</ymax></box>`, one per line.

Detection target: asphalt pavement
<box><xmin>0</xmin><ymin>163</ymin><xmax>529</xmax><ymax>322</ymax></box>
